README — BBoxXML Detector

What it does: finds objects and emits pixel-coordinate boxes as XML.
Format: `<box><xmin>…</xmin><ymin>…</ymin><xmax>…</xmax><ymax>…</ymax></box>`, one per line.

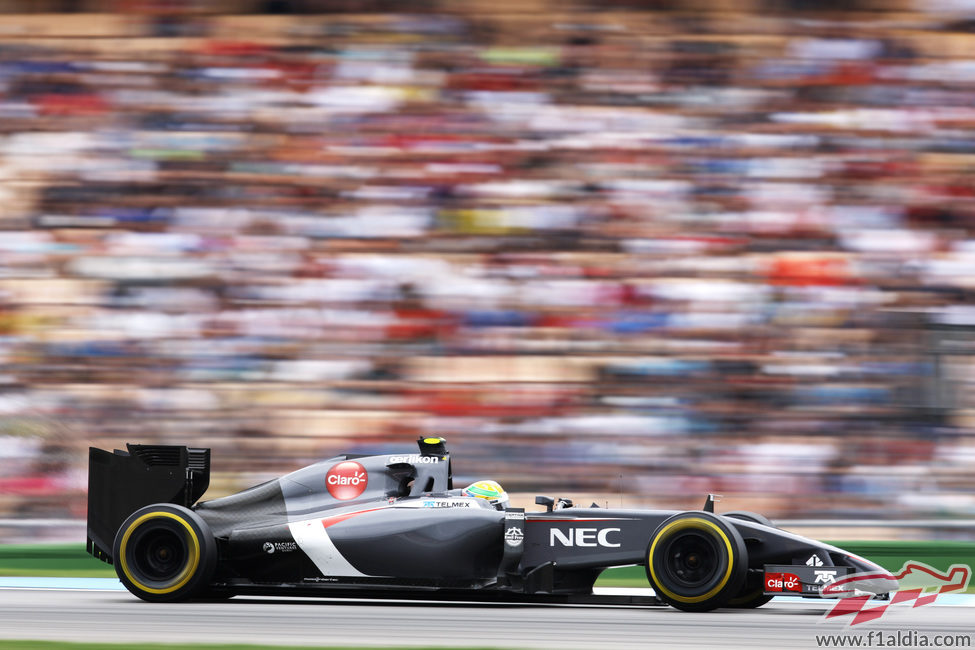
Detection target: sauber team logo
<box><xmin>326</xmin><ymin>461</ymin><xmax>368</xmax><ymax>500</ymax></box>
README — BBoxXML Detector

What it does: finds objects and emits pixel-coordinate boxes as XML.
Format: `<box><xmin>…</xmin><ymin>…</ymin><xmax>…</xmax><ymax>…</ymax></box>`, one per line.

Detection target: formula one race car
<box><xmin>87</xmin><ymin>437</ymin><xmax>897</xmax><ymax>610</ymax></box>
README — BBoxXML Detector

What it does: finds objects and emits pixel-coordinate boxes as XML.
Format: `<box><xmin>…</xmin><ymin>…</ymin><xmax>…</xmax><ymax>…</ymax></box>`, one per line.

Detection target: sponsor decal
<box><xmin>421</xmin><ymin>500</ymin><xmax>472</xmax><ymax>508</ymax></box>
<box><xmin>765</xmin><ymin>572</ymin><xmax>802</xmax><ymax>593</ymax></box>
<box><xmin>763</xmin><ymin>564</ymin><xmax>850</xmax><ymax>596</ymax></box>
<box><xmin>815</xmin><ymin>569</ymin><xmax>838</xmax><ymax>584</ymax></box>
<box><xmin>263</xmin><ymin>541</ymin><xmax>297</xmax><ymax>554</ymax></box>
<box><xmin>807</xmin><ymin>554</ymin><xmax>824</xmax><ymax>567</ymax></box>
<box><xmin>506</xmin><ymin>511</ymin><xmax>526</xmax><ymax>520</ymax></box>
<box><xmin>387</xmin><ymin>454</ymin><xmax>440</xmax><ymax>464</ymax></box>
<box><xmin>326</xmin><ymin>461</ymin><xmax>368</xmax><ymax>500</ymax></box>
<box><xmin>549</xmin><ymin>527</ymin><xmax>622</xmax><ymax>548</ymax></box>
<box><xmin>505</xmin><ymin>527</ymin><xmax>524</xmax><ymax>547</ymax></box>
<box><xmin>822</xmin><ymin>560</ymin><xmax>972</xmax><ymax>626</ymax></box>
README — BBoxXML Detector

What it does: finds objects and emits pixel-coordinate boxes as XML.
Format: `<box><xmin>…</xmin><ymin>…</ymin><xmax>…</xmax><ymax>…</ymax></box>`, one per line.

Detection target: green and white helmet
<box><xmin>464</xmin><ymin>480</ymin><xmax>509</xmax><ymax>509</ymax></box>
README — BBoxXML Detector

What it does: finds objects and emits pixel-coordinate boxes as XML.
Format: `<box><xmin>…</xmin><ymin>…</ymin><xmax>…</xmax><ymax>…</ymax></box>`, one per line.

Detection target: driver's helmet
<box><xmin>463</xmin><ymin>480</ymin><xmax>509</xmax><ymax>510</ymax></box>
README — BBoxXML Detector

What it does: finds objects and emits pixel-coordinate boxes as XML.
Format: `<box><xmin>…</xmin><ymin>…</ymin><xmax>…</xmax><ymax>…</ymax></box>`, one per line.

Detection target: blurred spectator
<box><xmin>2</xmin><ymin>1</ymin><xmax>975</xmax><ymax>535</ymax></box>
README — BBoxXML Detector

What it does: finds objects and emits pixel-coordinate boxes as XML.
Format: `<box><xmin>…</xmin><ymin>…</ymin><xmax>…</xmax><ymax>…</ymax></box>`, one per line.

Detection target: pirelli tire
<box><xmin>112</xmin><ymin>503</ymin><xmax>217</xmax><ymax>603</ymax></box>
<box><xmin>722</xmin><ymin>510</ymin><xmax>775</xmax><ymax>608</ymax></box>
<box><xmin>645</xmin><ymin>511</ymin><xmax>747</xmax><ymax>612</ymax></box>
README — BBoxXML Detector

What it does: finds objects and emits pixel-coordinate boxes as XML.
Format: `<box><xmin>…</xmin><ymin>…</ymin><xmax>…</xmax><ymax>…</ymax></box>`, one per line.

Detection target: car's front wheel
<box><xmin>722</xmin><ymin>511</ymin><xmax>774</xmax><ymax>608</ymax></box>
<box><xmin>645</xmin><ymin>511</ymin><xmax>747</xmax><ymax>612</ymax></box>
<box><xmin>112</xmin><ymin>503</ymin><xmax>216</xmax><ymax>602</ymax></box>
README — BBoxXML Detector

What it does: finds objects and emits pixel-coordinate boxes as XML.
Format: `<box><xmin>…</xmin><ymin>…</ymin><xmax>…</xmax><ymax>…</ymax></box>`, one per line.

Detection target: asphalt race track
<box><xmin>1</xmin><ymin>587</ymin><xmax>972</xmax><ymax>650</ymax></box>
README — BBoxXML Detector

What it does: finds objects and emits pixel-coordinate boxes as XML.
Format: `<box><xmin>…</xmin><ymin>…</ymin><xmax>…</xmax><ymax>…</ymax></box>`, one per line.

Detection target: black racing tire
<box><xmin>645</xmin><ymin>511</ymin><xmax>747</xmax><ymax>612</ymax></box>
<box><xmin>726</xmin><ymin>574</ymin><xmax>774</xmax><ymax>609</ymax></box>
<box><xmin>112</xmin><ymin>503</ymin><xmax>217</xmax><ymax>603</ymax></box>
<box><xmin>723</xmin><ymin>510</ymin><xmax>774</xmax><ymax>528</ymax></box>
<box><xmin>722</xmin><ymin>511</ymin><xmax>774</xmax><ymax>608</ymax></box>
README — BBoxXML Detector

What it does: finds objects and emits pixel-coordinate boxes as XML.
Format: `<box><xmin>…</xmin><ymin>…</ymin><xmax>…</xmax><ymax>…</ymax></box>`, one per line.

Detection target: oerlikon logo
<box><xmin>822</xmin><ymin>561</ymin><xmax>971</xmax><ymax>626</ymax></box>
<box><xmin>326</xmin><ymin>461</ymin><xmax>368</xmax><ymax>500</ymax></box>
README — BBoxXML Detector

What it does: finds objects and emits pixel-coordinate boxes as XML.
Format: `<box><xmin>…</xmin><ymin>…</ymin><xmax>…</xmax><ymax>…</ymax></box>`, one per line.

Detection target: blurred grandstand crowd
<box><xmin>3</xmin><ymin>0</ymin><xmax>975</xmax><ymax>536</ymax></box>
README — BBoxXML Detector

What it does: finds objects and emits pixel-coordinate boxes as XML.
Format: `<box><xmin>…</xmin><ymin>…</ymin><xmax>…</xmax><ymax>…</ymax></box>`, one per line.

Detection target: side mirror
<box><xmin>535</xmin><ymin>495</ymin><xmax>555</xmax><ymax>512</ymax></box>
<box><xmin>703</xmin><ymin>493</ymin><xmax>722</xmax><ymax>513</ymax></box>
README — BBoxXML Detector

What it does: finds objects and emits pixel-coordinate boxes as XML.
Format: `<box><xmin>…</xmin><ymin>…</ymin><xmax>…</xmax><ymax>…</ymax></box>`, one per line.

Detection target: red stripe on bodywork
<box><xmin>527</xmin><ymin>518</ymin><xmax>631</xmax><ymax>523</ymax></box>
<box><xmin>320</xmin><ymin>506</ymin><xmax>388</xmax><ymax>529</ymax></box>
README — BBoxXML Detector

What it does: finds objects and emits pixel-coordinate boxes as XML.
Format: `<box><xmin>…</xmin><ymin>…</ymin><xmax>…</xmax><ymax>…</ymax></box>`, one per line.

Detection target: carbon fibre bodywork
<box><xmin>87</xmin><ymin>438</ymin><xmax>897</xmax><ymax>605</ymax></box>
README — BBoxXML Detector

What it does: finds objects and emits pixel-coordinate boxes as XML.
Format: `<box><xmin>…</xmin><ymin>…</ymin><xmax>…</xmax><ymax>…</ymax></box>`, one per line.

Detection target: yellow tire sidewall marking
<box><xmin>648</xmin><ymin>517</ymin><xmax>735</xmax><ymax>604</ymax></box>
<box><xmin>119</xmin><ymin>511</ymin><xmax>201</xmax><ymax>595</ymax></box>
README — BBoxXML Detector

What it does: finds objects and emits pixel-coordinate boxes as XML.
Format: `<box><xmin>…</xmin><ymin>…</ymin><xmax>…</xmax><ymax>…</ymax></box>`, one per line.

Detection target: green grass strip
<box><xmin>3</xmin><ymin>541</ymin><xmax>975</xmax><ymax>588</ymax></box>
<box><xmin>0</xmin><ymin>544</ymin><xmax>114</xmax><ymax>578</ymax></box>
<box><xmin>593</xmin><ymin>540</ymin><xmax>975</xmax><ymax>589</ymax></box>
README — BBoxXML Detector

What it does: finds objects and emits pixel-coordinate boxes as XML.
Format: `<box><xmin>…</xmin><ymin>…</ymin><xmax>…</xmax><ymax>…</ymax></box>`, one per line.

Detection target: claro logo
<box><xmin>326</xmin><ymin>461</ymin><xmax>368</xmax><ymax>500</ymax></box>
<box><xmin>550</xmin><ymin>527</ymin><xmax>621</xmax><ymax>548</ymax></box>
<box><xmin>766</xmin><ymin>572</ymin><xmax>802</xmax><ymax>593</ymax></box>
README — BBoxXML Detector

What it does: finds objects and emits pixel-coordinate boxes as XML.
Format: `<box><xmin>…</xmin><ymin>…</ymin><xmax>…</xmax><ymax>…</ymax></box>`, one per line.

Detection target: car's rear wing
<box><xmin>87</xmin><ymin>444</ymin><xmax>210</xmax><ymax>564</ymax></box>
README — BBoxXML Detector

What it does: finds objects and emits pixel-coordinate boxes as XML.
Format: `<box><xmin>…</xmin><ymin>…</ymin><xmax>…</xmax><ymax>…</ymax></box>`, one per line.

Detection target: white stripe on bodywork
<box><xmin>288</xmin><ymin>519</ymin><xmax>367</xmax><ymax>577</ymax></box>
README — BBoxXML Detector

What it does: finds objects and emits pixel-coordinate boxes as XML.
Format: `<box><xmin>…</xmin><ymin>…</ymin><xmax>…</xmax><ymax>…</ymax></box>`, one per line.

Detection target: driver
<box><xmin>463</xmin><ymin>480</ymin><xmax>509</xmax><ymax>510</ymax></box>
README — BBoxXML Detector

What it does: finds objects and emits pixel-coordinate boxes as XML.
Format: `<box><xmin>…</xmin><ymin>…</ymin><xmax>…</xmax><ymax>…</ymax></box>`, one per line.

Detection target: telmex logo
<box><xmin>550</xmin><ymin>527</ymin><xmax>621</xmax><ymax>548</ymax></box>
<box><xmin>823</xmin><ymin>560</ymin><xmax>972</xmax><ymax>626</ymax></box>
<box><xmin>326</xmin><ymin>461</ymin><xmax>368</xmax><ymax>500</ymax></box>
<box><xmin>421</xmin><ymin>500</ymin><xmax>471</xmax><ymax>508</ymax></box>
<box><xmin>387</xmin><ymin>454</ymin><xmax>440</xmax><ymax>464</ymax></box>
<box><xmin>815</xmin><ymin>569</ymin><xmax>839</xmax><ymax>584</ymax></box>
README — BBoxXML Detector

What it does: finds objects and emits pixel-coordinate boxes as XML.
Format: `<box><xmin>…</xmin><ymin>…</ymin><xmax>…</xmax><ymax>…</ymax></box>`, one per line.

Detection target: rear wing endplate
<box><xmin>86</xmin><ymin>444</ymin><xmax>210</xmax><ymax>564</ymax></box>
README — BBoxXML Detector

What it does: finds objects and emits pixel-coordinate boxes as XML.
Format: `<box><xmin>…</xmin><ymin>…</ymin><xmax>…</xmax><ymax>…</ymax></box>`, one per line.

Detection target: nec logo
<box><xmin>550</xmin><ymin>527</ymin><xmax>621</xmax><ymax>548</ymax></box>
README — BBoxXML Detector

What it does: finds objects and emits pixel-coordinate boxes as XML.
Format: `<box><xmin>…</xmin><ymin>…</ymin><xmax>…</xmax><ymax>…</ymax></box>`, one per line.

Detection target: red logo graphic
<box><xmin>765</xmin><ymin>572</ymin><xmax>802</xmax><ymax>593</ymax></box>
<box><xmin>823</xmin><ymin>561</ymin><xmax>971</xmax><ymax>626</ymax></box>
<box><xmin>325</xmin><ymin>461</ymin><xmax>368</xmax><ymax>500</ymax></box>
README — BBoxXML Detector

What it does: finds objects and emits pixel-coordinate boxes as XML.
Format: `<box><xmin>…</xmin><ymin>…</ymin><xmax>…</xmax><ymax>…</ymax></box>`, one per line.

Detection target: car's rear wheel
<box><xmin>645</xmin><ymin>512</ymin><xmax>747</xmax><ymax>612</ymax></box>
<box><xmin>113</xmin><ymin>503</ymin><xmax>216</xmax><ymax>602</ymax></box>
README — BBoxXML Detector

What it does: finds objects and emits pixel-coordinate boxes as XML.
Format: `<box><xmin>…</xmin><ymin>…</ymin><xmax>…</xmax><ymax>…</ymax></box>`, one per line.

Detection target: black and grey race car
<box><xmin>87</xmin><ymin>437</ymin><xmax>897</xmax><ymax>610</ymax></box>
